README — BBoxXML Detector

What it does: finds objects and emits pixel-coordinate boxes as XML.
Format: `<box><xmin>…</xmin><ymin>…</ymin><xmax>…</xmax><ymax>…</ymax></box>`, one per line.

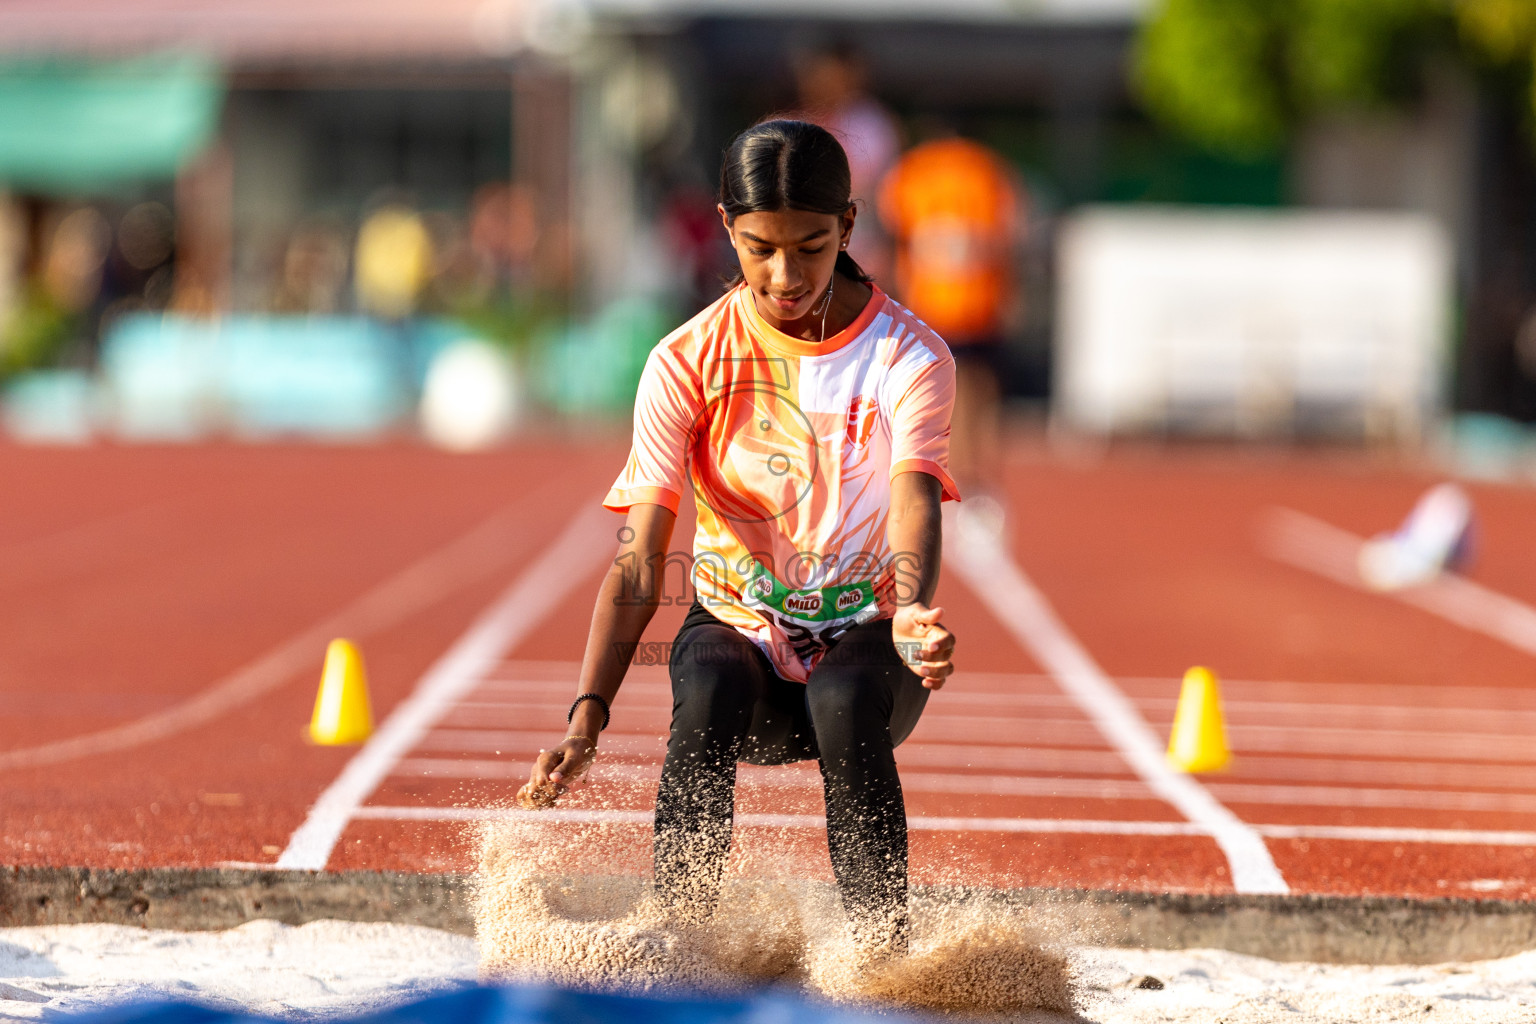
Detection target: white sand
<box><xmin>0</xmin><ymin>921</ymin><xmax>476</xmax><ymax>1021</ymax></box>
<box><xmin>1073</xmin><ymin>946</ymin><xmax>1536</xmax><ymax>1023</ymax></box>
<box><xmin>3</xmin><ymin>921</ymin><xmax>1536</xmax><ymax>1022</ymax></box>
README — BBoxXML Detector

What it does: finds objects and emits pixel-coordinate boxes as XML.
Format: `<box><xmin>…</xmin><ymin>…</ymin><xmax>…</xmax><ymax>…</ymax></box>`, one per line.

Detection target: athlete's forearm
<box><xmin>887</xmin><ymin>471</ymin><xmax>943</xmax><ymax>607</ymax></box>
<box><xmin>569</xmin><ymin>504</ymin><xmax>677</xmax><ymax>741</ymax></box>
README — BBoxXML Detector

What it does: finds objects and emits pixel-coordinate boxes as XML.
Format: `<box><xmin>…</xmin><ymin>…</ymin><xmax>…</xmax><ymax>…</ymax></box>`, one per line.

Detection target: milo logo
<box><xmin>783</xmin><ymin>592</ymin><xmax>822</xmax><ymax>616</ymax></box>
<box><xmin>752</xmin><ymin>576</ymin><xmax>774</xmax><ymax>598</ymax></box>
<box><xmin>835</xmin><ymin>589</ymin><xmax>863</xmax><ymax>612</ymax></box>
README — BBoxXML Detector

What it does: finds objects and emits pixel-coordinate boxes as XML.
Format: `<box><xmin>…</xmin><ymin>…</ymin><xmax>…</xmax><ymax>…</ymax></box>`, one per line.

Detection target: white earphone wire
<box><xmin>817</xmin><ymin>276</ymin><xmax>835</xmax><ymax>343</ymax></box>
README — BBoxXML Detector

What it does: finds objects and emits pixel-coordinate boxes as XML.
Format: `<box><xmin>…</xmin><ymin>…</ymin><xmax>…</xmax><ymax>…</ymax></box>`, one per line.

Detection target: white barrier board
<box><xmin>1054</xmin><ymin>207</ymin><xmax>1452</xmax><ymax>438</ymax></box>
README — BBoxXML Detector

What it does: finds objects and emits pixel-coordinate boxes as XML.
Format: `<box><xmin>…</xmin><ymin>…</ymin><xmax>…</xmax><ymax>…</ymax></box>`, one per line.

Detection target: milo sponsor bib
<box><xmin>739</xmin><ymin>560</ymin><xmax>881</xmax><ymax>665</ymax></box>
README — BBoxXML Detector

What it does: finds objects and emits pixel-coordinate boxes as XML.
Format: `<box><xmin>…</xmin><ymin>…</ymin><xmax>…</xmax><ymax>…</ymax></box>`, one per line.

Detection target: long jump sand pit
<box><xmin>4</xmin><ymin>916</ymin><xmax>1536</xmax><ymax>1020</ymax></box>
<box><xmin>4</xmin><ymin>827</ymin><xmax>1536</xmax><ymax>1022</ymax></box>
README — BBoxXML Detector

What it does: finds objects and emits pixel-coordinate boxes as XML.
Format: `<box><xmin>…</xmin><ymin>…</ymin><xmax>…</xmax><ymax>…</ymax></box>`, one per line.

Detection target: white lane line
<box><xmin>470</xmin><ymin>681</ymin><xmax>671</xmax><ymax>696</ymax></box>
<box><xmin>347</xmin><ymin>806</ymin><xmax>1536</xmax><ymax>846</ymax></box>
<box><xmin>1207</xmin><ymin>782</ymin><xmax>1536</xmax><ymax>814</ymax></box>
<box><xmin>1225</xmin><ymin>755</ymin><xmax>1536</xmax><ymax>791</ymax></box>
<box><xmin>922</xmin><ymin>718</ymin><xmax>1536</xmax><ymax>758</ymax></box>
<box><xmin>395</xmin><ymin>758</ymin><xmax>530</xmax><ymax>778</ymax></box>
<box><xmin>1220</xmin><ymin>726</ymin><xmax>1536</xmax><ymax>763</ymax></box>
<box><xmin>413</xmin><ymin>731</ymin><xmax>1131</xmax><ymax>766</ymax></box>
<box><xmin>437</xmin><ymin>709</ymin><xmax>673</xmax><ymax>731</ymax></box>
<box><xmin>276</xmin><ymin>504</ymin><xmax>614</xmax><ymax>870</ymax></box>
<box><xmin>450</xmin><ymin>698</ymin><xmax>673</xmax><ymax>713</ymax></box>
<box><xmin>350</xmin><ymin>805</ymin><xmax>1196</xmax><ymax>835</ymax></box>
<box><xmin>0</xmin><ymin>499</ymin><xmax>173</xmax><ymax>584</ymax></box>
<box><xmin>394</xmin><ymin>759</ymin><xmax>820</xmax><ymax>785</ymax></box>
<box><xmin>0</xmin><ymin>500</ymin><xmax>553</xmax><ymax>772</ymax></box>
<box><xmin>423</xmin><ymin>720</ymin><xmax>1536</xmax><ymax>763</ymax></box>
<box><xmin>931</xmin><ymin>693</ymin><xmax>1536</xmax><ymax>732</ymax></box>
<box><xmin>1094</xmin><ymin>679</ymin><xmax>1536</xmax><ymax>715</ymax></box>
<box><xmin>354</xmin><ymin>806</ymin><xmax>655</xmax><ymax>825</ymax></box>
<box><xmin>945</xmin><ymin>516</ymin><xmax>1289</xmax><ymax>894</ymax></box>
<box><xmin>491</xmin><ymin>663</ymin><xmax>1536</xmax><ymax>715</ymax></box>
<box><xmin>1263</xmin><ymin>508</ymin><xmax>1536</xmax><ymax>658</ymax></box>
<box><xmin>390</xmin><ymin>757</ymin><xmax>1536</xmax><ymax>813</ymax></box>
<box><xmin>390</xmin><ymin>758</ymin><xmax>1154</xmax><ymax>800</ymax></box>
<box><xmin>399</xmin><ymin>742</ymin><xmax>1137</xmax><ymax>778</ymax></box>
<box><xmin>1146</xmin><ymin>679</ymin><xmax>1536</xmax><ymax>713</ymax></box>
<box><xmin>416</xmin><ymin>730</ymin><xmax>666</xmax><ymax>755</ymax></box>
<box><xmin>1256</xmin><ymin>824</ymin><xmax>1536</xmax><ymax>846</ymax></box>
<box><xmin>1220</xmin><ymin>705</ymin><xmax>1536</xmax><ymax>734</ymax></box>
<box><xmin>898</xmin><ymin>744</ymin><xmax>1131</xmax><ymax>775</ymax></box>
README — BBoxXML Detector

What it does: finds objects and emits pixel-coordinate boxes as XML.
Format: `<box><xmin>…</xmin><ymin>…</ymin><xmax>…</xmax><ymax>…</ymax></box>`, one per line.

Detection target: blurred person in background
<box><xmin>269</xmin><ymin>217</ymin><xmax>350</xmax><ymax>314</ymax></box>
<box><xmin>794</xmin><ymin>41</ymin><xmax>899</xmax><ymax>283</ymax></box>
<box><xmin>1</xmin><ymin>203</ymin><xmax>112</xmax><ymax>375</ymax></box>
<box><xmin>418</xmin><ymin>210</ymin><xmax>479</xmax><ymax>313</ymax></box>
<box><xmin>354</xmin><ymin>200</ymin><xmax>434</xmax><ymax>320</ymax></box>
<box><xmin>1520</xmin><ymin>305</ymin><xmax>1536</xmax><ymax>384</ymax></box>
<box><xmin>880</xmin><ymin>130</ymin><xmax>1023</xmax><ymax>534</ymax></box>
<box><xmin>659</xmin><ymin>175</ymin><xmax>736</xmax><ymax>312</ymax></box>
<box><xmin>469</xmin><ymin>182</ymin><xmax>540</xmax><ymax>293</ymax></box>
<box><xmin>0</xmin><ymin>196</ymin><xmax>20</xmax><ymax>353</ymax></box>
<box><xmin>107</xmin><ymin>202</ymin><xmax>178</xmax><ymax>318</ymax></box>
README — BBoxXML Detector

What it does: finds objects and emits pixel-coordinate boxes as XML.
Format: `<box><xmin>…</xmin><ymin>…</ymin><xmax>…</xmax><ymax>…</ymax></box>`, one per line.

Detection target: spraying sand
<box><xmin>476</xmin><ymin>816</ymin><xmax>1100</xmax><ymax>1017</ymax></box>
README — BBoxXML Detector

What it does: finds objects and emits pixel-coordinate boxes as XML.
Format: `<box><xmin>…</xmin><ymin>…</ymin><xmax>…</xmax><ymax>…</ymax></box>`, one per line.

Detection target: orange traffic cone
<box><xmin>1166</xmin><ymin>666</ymin><xmax>1231</xmax><ymax>773</ymax></box>
<box><xmin>309</xmin><ymin>639</ymin><xmax>374</xmax><ymax>745</ymax></box>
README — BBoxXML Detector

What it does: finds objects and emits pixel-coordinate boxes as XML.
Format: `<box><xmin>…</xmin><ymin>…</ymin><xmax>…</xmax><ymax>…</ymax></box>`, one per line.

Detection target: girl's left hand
<box><xmin>892</xmin><ymin>602</ymin><xmax>955</xmax><ymax>689</ymax></box>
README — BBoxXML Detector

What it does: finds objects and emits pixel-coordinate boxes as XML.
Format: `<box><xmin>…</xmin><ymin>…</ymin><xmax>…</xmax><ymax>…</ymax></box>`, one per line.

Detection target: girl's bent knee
<box><xmin>806</xmin><ymin>670</ymin><xmax>889</xmax><ymax>726</ymax></box>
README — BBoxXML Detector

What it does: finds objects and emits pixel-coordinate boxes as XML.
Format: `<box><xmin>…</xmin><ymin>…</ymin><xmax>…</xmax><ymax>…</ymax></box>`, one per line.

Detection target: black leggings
<box><xmin>654</xmin><ymin>600</ymin><xmax>929</xmax><ymax>938</ymax></box>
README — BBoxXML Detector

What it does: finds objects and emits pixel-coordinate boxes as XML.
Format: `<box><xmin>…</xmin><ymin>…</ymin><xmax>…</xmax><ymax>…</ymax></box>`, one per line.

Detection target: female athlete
<box><xmin>522</xmin><ymin>118</ymin><xmax>959</xmax><ymax>956</ymax></box>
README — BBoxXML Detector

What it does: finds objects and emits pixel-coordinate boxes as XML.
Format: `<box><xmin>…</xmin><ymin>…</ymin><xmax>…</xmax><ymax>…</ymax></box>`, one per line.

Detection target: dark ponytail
<box><xmin>719</xmin><ymin>119</ymin><xmax>872</xmax><ymax>285</ymax></box>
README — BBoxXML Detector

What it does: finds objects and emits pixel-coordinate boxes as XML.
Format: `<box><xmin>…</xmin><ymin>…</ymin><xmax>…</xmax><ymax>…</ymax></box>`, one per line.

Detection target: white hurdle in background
<box><xmin>1263</xmin><ymin>507</ymin><xmax>1536</xmax><ymax>660</ymax></box>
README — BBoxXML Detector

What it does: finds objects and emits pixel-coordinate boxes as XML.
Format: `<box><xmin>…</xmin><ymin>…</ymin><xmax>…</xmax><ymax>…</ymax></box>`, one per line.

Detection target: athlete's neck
<box><xmin>751</xmin><ymin>273</ymin><xmax>874</xmax><ymax>343</ymax></box>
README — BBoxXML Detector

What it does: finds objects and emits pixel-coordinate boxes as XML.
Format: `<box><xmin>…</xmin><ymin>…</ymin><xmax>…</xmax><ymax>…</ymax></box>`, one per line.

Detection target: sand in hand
<box><xmin>473</xmin><ymin>817</ymin><xmax>1077</xmax><ymax>1017</ymax></box>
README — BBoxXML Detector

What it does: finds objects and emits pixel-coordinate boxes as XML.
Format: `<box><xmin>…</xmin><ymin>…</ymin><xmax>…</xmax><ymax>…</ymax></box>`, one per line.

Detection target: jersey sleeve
<box><xmin>888</xmin><ymin>349</ymin><xmax>962</xmax><ymax>503</ymax></box>
<box><xmin>603</xmin><ymin>346</ymin><xmax>699</xmax><ymax>514</ymax></box>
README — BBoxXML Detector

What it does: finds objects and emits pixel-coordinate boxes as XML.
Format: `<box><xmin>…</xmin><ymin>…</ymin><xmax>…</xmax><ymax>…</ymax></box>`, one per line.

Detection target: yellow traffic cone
<box><xmin>1166</xmin><ymin>665</ymin><xmax>1231</xmax><ymax>773</ymax></box>
<box><xmin>309</xmin><ymin>639</ymin><xmax>374</xmax><ymax>745</ymax></box>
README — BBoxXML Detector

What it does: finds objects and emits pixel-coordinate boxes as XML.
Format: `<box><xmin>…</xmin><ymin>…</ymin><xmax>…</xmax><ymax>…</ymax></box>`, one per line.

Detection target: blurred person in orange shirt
<box><xmin>880</xmin><ymin>133</ymin><xmax>1022</xmax><ymax>533</ymax></box>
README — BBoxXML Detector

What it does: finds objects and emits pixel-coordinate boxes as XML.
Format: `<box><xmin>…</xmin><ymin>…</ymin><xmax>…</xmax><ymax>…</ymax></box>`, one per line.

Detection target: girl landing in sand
<box><xmin>521</xmin><ymin>119</ymin><xmax>959</xmax><ymax>956</ymax></box>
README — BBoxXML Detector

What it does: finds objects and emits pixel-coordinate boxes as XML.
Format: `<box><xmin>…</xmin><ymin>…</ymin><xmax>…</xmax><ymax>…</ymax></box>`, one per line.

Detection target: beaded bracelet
<box><xmin>567</xmin><ymin>692</ymin><xmax>611</xmax><ymax>731</ymax></box>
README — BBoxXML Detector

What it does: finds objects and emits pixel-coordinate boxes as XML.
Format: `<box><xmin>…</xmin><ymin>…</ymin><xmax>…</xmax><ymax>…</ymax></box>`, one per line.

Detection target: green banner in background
<box><xmin>0</xmin><ymin>53</ymin><xmax>224</xmax><ymax>193</ymax></box>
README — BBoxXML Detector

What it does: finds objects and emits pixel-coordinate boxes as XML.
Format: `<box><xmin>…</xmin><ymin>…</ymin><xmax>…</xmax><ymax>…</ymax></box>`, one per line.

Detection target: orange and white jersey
<box><xmin>604</xmin><ymin>283</ymin><xmax>960</xmax><ymax>682</ymax></box>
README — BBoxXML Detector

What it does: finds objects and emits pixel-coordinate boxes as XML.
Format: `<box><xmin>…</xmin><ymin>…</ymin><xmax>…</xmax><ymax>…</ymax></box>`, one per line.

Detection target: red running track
<box><xmin>4</xmin><ymin>436</ymin><xmax>1536</xmax><ymax>900</ymax></box>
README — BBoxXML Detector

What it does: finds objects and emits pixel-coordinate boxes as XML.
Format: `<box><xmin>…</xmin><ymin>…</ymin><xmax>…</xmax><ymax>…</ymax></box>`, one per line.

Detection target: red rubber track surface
<box><xmin>1001</xmin><ymin>441</ymin><xmax>1536</xmax><ymax>898</ymax></box>
<box><xmin>4</xmin><ymin>436</ymin><xmax>1536</xmax><ymax>901</ymax></box>
<box><xmin>0</xmin><ymin>440</ymin><xmax>621</xmax><ymax>869</ymax></box>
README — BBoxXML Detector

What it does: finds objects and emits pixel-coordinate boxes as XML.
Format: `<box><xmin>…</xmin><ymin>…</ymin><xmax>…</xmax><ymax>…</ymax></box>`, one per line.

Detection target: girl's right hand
<box><xmin>518</xmin><ymin>736</ymin><xmax>597</xmax><ymax>809</ymax></box>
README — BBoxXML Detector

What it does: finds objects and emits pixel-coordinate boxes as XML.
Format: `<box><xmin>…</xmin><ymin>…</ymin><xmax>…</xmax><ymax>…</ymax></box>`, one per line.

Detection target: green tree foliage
<box><xmin>1135</xmin><ymin>0</ymin><xmax>1289</xmax><ymax>154</ymax></box>
<box><xmin>0</xmin><ymin>284</ymin><xmax>74</xmax><ymax>378</ymax></box>
<box><xmin>1457</xmin><ymin>0</ymin><xmax>1536</xmax><ymax>63</ymax></box>
<box><xmin>1136</xmin><ymin>0</ymin><xmax>1536</xmax><ymax>155</ymax></box>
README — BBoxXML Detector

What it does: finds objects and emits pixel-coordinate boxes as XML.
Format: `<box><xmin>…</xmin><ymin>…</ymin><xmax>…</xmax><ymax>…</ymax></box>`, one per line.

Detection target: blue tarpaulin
<box><xmin>59</xmin><ymin>983</ymin><xmax>928</xmax><ymax>1024</ymax></box>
